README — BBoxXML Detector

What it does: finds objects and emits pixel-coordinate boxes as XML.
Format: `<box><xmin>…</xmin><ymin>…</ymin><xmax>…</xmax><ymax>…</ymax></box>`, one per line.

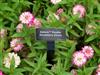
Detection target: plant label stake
<box><xmin>36</xmin><ymin>28</ymin><xmax>67</xmax><ymax>64</ymax></box>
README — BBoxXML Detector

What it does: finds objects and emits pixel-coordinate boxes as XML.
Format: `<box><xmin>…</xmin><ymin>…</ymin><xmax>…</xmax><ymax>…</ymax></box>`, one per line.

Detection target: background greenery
<box><xmin>0</xmin><ymin>0</ymin><xmax>100</xmax><ymax>75</ymax></box>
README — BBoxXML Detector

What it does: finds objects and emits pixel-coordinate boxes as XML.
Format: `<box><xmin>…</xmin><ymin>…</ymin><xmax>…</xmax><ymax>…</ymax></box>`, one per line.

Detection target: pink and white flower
<box><xmin>16</xmin><ymin>23</ymin><xmax>23</xmax><ymax>32</ymax></box>
<box><xmin>72</xmin><ymin>4</ymin><xmax>86</xmax><ymax>18</ymax></box>
<box><xmin>82</xmin><ymin>46</ymin><xmax>94</xmax><ymax>59</ymax></box>
<box><xmin>98</xmin><ymin>64</ymin><xmax>100</xmax><ymax>68</ymax></box>
<box><xmin>96</xmin><ymin>64</ymin><xmax>100</xmax><ymax>75</ymax></box>
<box><xmin>56</xmin><ymin>8</ymin><xmax>64</xmax><ymax>15</ymax></box>
<box><xmin>96</xmin><ymin>68</ymin><xmax>100</xmax><ymax>73</ymax></box>
<box><xmin>96</xmin><ymin>72</ymin><xmax>100</xmax><ymax>75</ymax></box>
<box><xmin>33</xmin><ymin>18</ymin><xmax>41</xmax><ymax>28</ymax></box>
<box><xmin>50</xmin><ymin>0</ymin><xmax>62</xmax><ymax>4</ymax></box>
<box><xmin>26</xmin><ymin>18</ymin><xmax>42</xmax><ymax>28</ymax></box>
<box><xmin>19</xmin><ymin>12</ymin><xmax>34</xmax><ymax>24</ymax></box>
<box><xmin>72</xmin><ymin>51</ymin><xmax>87</xmax><ymax>67</ymax></box>
<box><xmin>10</xmin><ymin>38</ymin><xmax>24</xmax><ymax>52</ymax></box>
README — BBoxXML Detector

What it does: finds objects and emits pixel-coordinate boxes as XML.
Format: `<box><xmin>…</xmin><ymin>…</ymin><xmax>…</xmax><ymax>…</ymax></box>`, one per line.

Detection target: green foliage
<box><xmin>0</xmin><ymin>0</ymin><xmax>100</xmax><ymax>75</ymax></box>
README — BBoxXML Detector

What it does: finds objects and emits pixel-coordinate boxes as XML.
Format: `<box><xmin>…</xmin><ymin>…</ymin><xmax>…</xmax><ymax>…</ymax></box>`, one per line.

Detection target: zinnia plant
<box><xmin>0</xmin><ymin>0</ymin><xmax>100</xmax><ymax>75</ymax></box>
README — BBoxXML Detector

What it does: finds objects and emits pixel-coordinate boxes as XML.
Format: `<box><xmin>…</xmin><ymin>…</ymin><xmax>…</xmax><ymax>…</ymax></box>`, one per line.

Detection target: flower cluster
<box><xmin>10</xmin><ymin>38</ymin><xmax>24</xmax><ymax>52</ymax></box>
<box><xmin>72</xmin><ymin>46</ymin><xmax>94</xmax><ymax>67</ymax></box>
<box><xmin>18</xmin><ymin>11</ymin><xmax>41</xmax><ymax>29</ymax></box>
<box><xmin>3</xmin><ymin>52</ymin><xmax>21</xmax><ymax>68</ymax></box>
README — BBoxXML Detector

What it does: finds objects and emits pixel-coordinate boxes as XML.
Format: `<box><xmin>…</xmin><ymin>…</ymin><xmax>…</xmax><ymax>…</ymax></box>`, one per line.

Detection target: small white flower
<box><xmin>3</xmin><ymin>52</ymin><xmax>21</xmax><ymax>68</ymax></box>
<box><xmin>51</xmin><ymin>0</ymin><xmax>62</xmax><ymax>4</ymax></box>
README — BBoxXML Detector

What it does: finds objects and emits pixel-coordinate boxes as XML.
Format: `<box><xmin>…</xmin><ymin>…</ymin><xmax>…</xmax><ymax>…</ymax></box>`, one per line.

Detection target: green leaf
<box><xmin>10</xmin><ymin>57</ymin><xmax>15</xmax><ymax>75</ymax></box>
<box><xmin>0</xmin><ymin>39</ymin><xmax>4</xmax><ymax>68</ymax></box>
<box><xmin>43</xmin><ymin>68</ymin><xmax>54</xmax><ymax>75</ymax></box>
<box><xmin>15</xmin><ymin>68</ymin><xmax>26</xmax><ymax>73</ymax></box>
<box><xmin>12</xmin><ymin>32</ymin><xmax>25</xmax><ymax>37</ymax></box>
<box><xmin>25</xmin><ymin>37</ymin><xmax>32</xmax><ymax>47</ymax></box>
<box><xmin>0</xmin><ymin>67</ymin><xmax>9</xmax><ymax>73</ymax></box>
<box><xmin>91</xmin><ymin>44</ymin><xmax>100</xmax><ymax>56</ymax></box>
<box><xmin>74</xmin><ymin>23</ymin><xmax>83</xmax><ymax>31</ymax></box>
<box><xmin>13</xmin><ymin>68</ymin><xmax>26</xmax><ymax>75</ymax></box>
<box><xmin>67</xmin><ymin>43</ymin><xmax>76</xmax><ymax>57</ymax></box>
<box><xmin>0</xmin><ymin>3</ymin><xmax>14</xmax><ymax>11</ymax></box>
<box><xmin>69</xmin><ymin>30</ymin><xmax>80</xmax><ymax>37</ymax></box>
<box><xmin>84</xmin><ymin>67</ymin><xmax>96</xmax><ymax>75</ymax></box>
<box><xmin>85</xmin><ymin>35</ymin><xmax>97</xmax><ymax>42</ymax></box>
<box><xmin>23</xmin><ymin>67</ymin><xmax>33</xmax><ymax>72</ymax></box>
<box><xmin>66</xmin><ymin>72</ymin><xmax>73</xmax><ymax>75</ymax></box>
<box><xmin>33</xmin><ymin>41</ymin><xmax>46</xmax><ymax>49</ymax></box>
<box><xmin>24</xmin><ymin>59</ymin><xmax>35</xmax><ymax>68</ymax></box>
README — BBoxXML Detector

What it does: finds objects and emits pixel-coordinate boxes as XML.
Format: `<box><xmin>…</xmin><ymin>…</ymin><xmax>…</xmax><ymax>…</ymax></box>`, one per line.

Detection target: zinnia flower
<box><xmin>96</xmin><ymin>72</ymin><xmax>100</xmax><ymax>75</ymax></box>
<box><xmin>72</xmin><ymin>51</ymin><xmax>87</xmax><ymax>67</ymax></box>
<box><xmin>33</xmin><ymin>18</ymin><xmax>42</xmax><ymax>28</ymax></box>
<box><xmin>72</xmin><ymin>4</ymin><xmax>86</xmax><ymax>18</ymax></box>
<box><xmin>16</xmin><ymin>23</ymin><xmax>23</xmax><ymax>32</ymax></box>
<box><xmin>3</xmin><ymin>52</ymin><xmax>21</xmax><ymax>68</ymax></box>
<box><xmin>19</xmin><ymin>12</ymin><xmax>34</xmax><ymax>24</ymax></box>
<box><xmin>50</xmin><ymin>0</ymin><xmax>62</xmax><ymax>4</ymax></box>
<box><xmin>10</xmin><ymin>38</ymin><xmax>24</xmax><ymax>52</ymax></box>
<box><xmin>0</xmin><ymin>28</ymin><xmax>7</xmax><ymax>38</ymax></box>
<box><xmin>82</xmin><ymin>46</ymin><xmax>94</xmax><ymax>59</ymax></box>
<box><xmin>96</xmin><ymin>65</ymin><xmax>100</xmax><ymax>75</ymax></box>
<box><xmin>26</xmin><ymin>18</ymin><xmax>41</xmax><ymax>28</ymax></box>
